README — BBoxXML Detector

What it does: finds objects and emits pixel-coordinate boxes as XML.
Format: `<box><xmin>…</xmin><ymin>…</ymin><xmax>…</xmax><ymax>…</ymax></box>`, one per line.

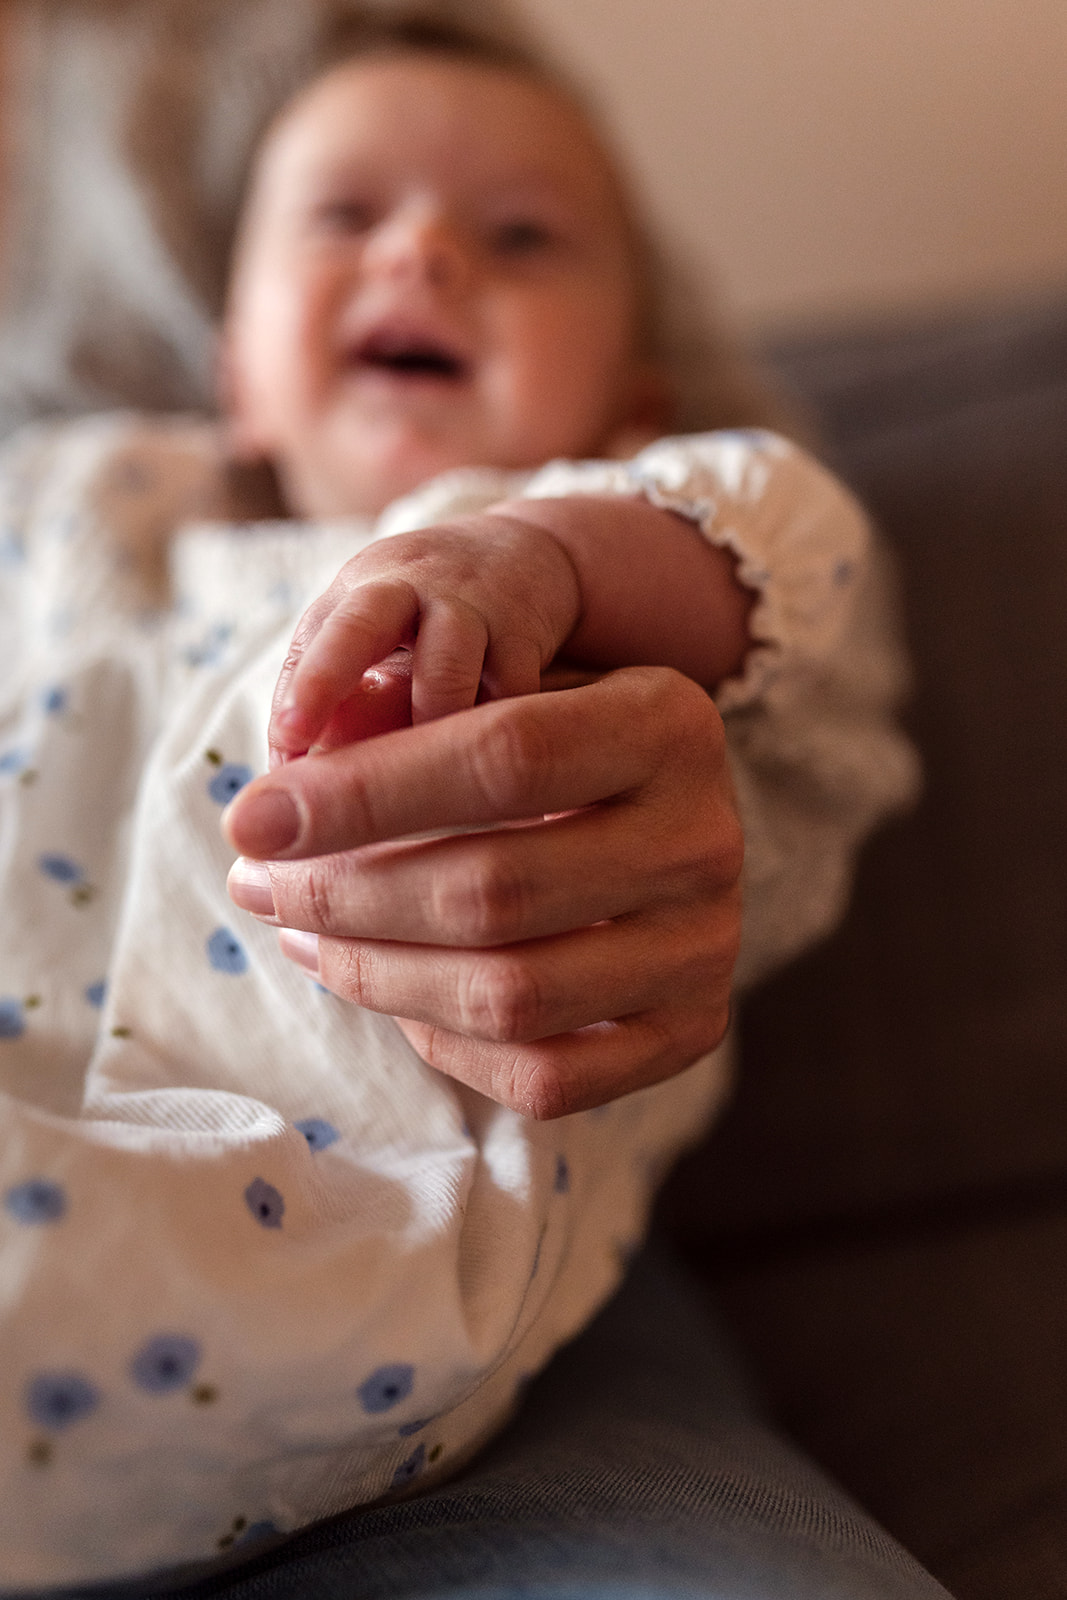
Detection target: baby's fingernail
<box><xmin>227</xmin><ymin>858</ymin><xmax>277</xmax><ymax>919</ymax></box>
<box><xmin>275</xmin><ymin>704</ymin><xmax>310</xmax><ymax>744</ymax></box>
<box><xmin>279</xmin><ymin>928</ymin><xmax>320</xmax><ymax>974</ymax></box>
<box><xmin>223</xmin><ymin>787</ymin><xmax>301</xmax><ymax>856</ymax></box>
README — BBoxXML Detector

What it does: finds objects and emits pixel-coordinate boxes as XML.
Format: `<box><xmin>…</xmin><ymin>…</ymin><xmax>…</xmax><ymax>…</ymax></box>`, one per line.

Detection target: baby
<box><xmin>0</xmin><ymin>14</ymin><xmax>913</xmax><ymax>1591</ymax></box>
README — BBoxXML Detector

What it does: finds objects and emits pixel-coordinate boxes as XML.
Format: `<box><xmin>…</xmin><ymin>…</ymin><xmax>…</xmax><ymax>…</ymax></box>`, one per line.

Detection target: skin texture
<box><xmin>269</xmin><ymin>495</ymin><xmax>753</xmax><ymax>750</ymax></box>
<box><xmin>222</xmin><ymin>54</ymin><xmax>749</xmax><ymax>1115</ymax></box>
<box><xmin>225</xmin><ymin>666</ymin><xmax>744</xmax><ymax>1119</ymax></box>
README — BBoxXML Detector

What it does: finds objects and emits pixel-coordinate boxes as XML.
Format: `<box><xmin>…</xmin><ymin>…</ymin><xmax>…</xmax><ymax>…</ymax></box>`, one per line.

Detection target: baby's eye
<box><xmin>312</xmin><ymin>199</ymin><xmax>376</xmax><ymax>236</ymax></box>
<box><xmin>491</xmin><ymin>219</ymin><xmax>556</xmax><ymax>255</ymax></box>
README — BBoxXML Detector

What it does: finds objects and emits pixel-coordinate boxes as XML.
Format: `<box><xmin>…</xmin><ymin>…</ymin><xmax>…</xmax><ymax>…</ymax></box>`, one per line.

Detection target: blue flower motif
<box><xmin>391</xmin><ymin>1443</ymin><xmax>425</xmax><ymax>1488</ymax></box>
<box><xmin>207</xmin><ymin>927</ymin><xmax>248</xmax><ymax>975</ymax></box>
<box><xmin>294</xmin><ymin>1117</ymin><xmax>340</xmax><ymax>1153</ymax></box>
<box><xmin>25</xmin><ymin>1371</ymin><xmax>100</xmax><ymax>1431</ymax></box>
<box><xmin>0</xmin><ymin>530</ymin><xmax>25</xmax><ymax>566</ymax></box>
<box><xmin>5</xmin><ymin>1178</ymin><xmax>66</xmax><ymax>1224</ymax></box>
<box><xmin>244</xmin><ymin>1177</ymin><xmax>285</xmax><ymax>1229</ymax></box>
<box><xmin>130</xmin><ymin>1334</ymin><xmax>202</xmax><ymax>1393</ymax></box>
<box><xmin>185</xmin><ymin>622</ymin><xmax>233</xmax><ymax>669</ymax></box>
<box><xmin>358</xmin><ymin>1363</ymin><xmax>414</xmax><ymax>1414</ymax></box>
<box><xmin>397</xmin><ymin>1416</ymin><xmax>432</xmax><ymax>1437</ymax></box>
<box><xmin>41</xmin><ymin>685</ymin><xmax>67</xmax><ymax>715</ymax></box>
<box><xmin>553</xmin><ymin>1154</ymin><xmax>570</xmax><ymax>1194</ymax></box>
<box><xmin>0</xmin><ymin>748</ymin><xmax>27</xmax><ymax>776</ymax></box>
<box><xmin>85</xmin><ymin>980</ymin><xmax>107</xmax><ymax>1009</ymax></box>
<box><xmin>0</xmin><ymin>998</ymin><xmax>25</xmax><ymax>1039</ymax></box>
<box><xmin>38</xmin><ymin>853</ymin><xmax>84</xmax><ymax>885</ymax></box>
<box><xmin>208</xmin><ymin>764</ymin><xmax>253</xmax><ymax>805</ymax></box>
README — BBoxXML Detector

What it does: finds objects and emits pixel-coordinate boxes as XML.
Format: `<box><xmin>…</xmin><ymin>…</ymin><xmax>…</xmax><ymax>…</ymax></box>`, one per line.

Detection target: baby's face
<box><xmin>224</xmin><ymin>54</ymin><xmax>651</xmax><ymax>517</ymax></box>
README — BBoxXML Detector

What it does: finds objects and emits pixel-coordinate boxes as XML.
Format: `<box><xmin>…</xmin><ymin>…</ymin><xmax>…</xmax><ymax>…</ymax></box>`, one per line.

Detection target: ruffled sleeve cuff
<box><xmin>519</xmin><ymin>430</ymin><xmax>871</xmax><ymax>712</ymax></box>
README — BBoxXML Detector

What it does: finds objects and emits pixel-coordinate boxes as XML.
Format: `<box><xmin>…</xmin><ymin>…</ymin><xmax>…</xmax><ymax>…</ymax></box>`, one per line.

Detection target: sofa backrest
<box><xmin>663</xmin><ymin>295</ymin><xmax>1067</xmax><ymax>1254</ymax></box>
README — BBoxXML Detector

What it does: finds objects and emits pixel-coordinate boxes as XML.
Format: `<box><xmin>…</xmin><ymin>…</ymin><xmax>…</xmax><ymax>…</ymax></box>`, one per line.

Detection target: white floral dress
<box><xmin>0</xmin><ymin>416</ymin><xmax>917</xmax><ymax>1590</ymax></box>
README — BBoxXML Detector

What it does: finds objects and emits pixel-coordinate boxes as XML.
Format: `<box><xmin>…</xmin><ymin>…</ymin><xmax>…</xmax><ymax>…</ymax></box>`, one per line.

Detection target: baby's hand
<box><xmin>270</xmin><ymin>513</ymin><xmax>582</xmax><ymax>760</ymax></box>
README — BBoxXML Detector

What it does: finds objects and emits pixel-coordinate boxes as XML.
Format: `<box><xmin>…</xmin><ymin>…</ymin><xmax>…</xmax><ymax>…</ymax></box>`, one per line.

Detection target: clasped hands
<box><xmin>223</xmin><ymin>509</ymin><xmax>744</xmax><ymax>1118</ymax></box>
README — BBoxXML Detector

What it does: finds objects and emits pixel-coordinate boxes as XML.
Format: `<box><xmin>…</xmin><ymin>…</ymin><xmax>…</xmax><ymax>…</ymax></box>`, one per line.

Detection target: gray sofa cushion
<box><xmin>662</xmin><ymin>294</ymin><xmax>1067</xmax><ymax>1600</ymax></box>
<box><xmin>667</xmin><ymin>294</ymin><xmax>1067</xmax><ymax>1235</ymax></box>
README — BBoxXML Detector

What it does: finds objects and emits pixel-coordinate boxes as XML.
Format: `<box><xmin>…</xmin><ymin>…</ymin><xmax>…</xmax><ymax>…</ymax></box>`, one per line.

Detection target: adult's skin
<box><xmin>225</xmin><ymin>665</ymin><xmax>744</xmax><ymax>1119</ymax></box>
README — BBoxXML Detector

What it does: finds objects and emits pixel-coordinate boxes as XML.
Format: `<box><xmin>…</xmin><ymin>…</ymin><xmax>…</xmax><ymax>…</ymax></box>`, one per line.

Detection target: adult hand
<box><xmin>223</xmin><ymin>666</ymin><xmax>743</xmax><ymax>1119</ymax></box>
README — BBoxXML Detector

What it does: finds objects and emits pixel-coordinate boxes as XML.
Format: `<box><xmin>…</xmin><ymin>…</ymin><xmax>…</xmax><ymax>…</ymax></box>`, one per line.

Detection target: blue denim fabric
<box><xmin>35</xmin><ymin>1242</ymin><xmax>953</xmax><ymax>1600</ymax></box>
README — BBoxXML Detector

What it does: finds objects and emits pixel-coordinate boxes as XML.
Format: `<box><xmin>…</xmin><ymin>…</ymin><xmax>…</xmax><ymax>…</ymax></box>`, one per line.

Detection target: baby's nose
<box><xmin>366</xmin><ymin>209</ymin><xmax>471</xmax><ymax>290</ymax></box>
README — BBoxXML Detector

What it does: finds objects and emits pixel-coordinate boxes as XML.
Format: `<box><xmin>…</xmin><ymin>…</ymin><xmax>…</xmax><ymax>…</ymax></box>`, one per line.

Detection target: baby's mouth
<box><xmin>350</xmin><ymin>329</ymin><xmax>469</xmax><ymax>382</ymax></box>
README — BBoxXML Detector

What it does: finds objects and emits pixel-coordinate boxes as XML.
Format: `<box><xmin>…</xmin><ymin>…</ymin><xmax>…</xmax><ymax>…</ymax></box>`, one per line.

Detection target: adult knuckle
<box><xmin>328</xmin><ymin>939</ymin><xmax>376</xmax><ymax>1007</ymax></box>
<box><xmin>460</xmin><ymin>954</ymin><xmax>545</xmax><ymax>1042</ymax></box>
<box><xmin>282</xmin><ymin>857</ymin><xmax>342</xmax><ymax>932</ymax></box>
<box><xmin>466</xmin><ymin>703</ymin><xmax>553</xmax><ymax>811</ymax></box>
<box><xmin>433</xmin><ymin>859</ymin><xmax>529</xmax><ymax>946</ymax></box>
<box><xmin>501</xmin><ymin>1048</ymin><xmax>572</xmax><ymax>1121</ymax></box>
<box><xmin>697</xmin><ymin>807</ymin><xmax>745</xmax><ymax>890</ymax></box>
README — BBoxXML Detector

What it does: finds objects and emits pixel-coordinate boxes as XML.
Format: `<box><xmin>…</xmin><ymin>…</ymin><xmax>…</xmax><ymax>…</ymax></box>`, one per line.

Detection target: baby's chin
<box><xmin>275</xmin><ymin>421</ymin><xmax>646</xmax><ymax>521</ymax></box>
<box><xmin>278</xmin><ymin>437</ymin><xmax>487</xmax><ymax>521</ymax></box>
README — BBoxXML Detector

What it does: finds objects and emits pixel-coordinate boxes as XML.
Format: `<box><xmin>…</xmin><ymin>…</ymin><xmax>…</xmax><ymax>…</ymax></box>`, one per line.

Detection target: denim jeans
<box><xmin>37</xmin><ymin>1241</ymin><xmax>952</xmax><ymax>1600</ymax></box>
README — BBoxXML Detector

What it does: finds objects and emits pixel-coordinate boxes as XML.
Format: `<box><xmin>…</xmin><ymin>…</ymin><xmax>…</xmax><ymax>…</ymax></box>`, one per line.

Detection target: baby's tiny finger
<box><xmin>482</xmin><ymin>635</ymin><xmax>545</xmax><ymax>702</ymax></box>
<box><xmin>409</xmin><ymin>599</ymin><xmax>489</xmax><ymax>724</ymax></box>
<box><xmin>276</xmin><ymin>580</ymin><xmax>419</xmax><ymax>749</ymax></box>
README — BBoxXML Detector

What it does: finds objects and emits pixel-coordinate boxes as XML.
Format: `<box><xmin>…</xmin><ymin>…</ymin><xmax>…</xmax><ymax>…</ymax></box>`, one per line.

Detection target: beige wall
<box><xmin>523</xmin><ymin>0</ymin><xmax>1067</xmax><ymax>333</ymax></box>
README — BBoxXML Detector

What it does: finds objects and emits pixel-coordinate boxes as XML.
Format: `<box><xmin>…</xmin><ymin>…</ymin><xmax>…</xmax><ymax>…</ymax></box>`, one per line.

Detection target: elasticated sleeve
<box><xmin>516</xmin><ymin>431</ymin><xmax>921</xmax><ymax>987</ymax></box>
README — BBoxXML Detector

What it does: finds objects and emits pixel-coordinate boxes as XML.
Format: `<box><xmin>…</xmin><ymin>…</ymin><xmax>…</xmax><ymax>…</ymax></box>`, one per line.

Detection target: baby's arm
<box><xmin>271</xmin><ymin>496</ymin><xmax>752</xmax><ymax>760</ymax></box>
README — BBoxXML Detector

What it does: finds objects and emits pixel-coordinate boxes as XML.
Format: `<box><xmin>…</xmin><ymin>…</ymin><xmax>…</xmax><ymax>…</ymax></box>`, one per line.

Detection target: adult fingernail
<box><xmin>279</xmin><ymin>929</ymin><xmax>321</xmax><ymax>974</ymax></box>
<box><xmin>227</xmin><ymin>858</ymin><xmax>277</xmax><ymax>919</ymax></box>
<box><xmin>223</xmin><ymin>787</ymin><xmax>300</xmax><ymax>856</ymax></box>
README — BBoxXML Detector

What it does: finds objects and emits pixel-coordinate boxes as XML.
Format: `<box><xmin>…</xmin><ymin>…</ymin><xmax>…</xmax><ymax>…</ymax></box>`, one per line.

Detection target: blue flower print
<box><xmin>207</xmin><ymin>927</ymin><xmax>248</xmax><ymax>975</ymax></box>
<box><xmin>244</xmin><ymin>1178</ymin><xmax>285</xmax><ymax>1229</ymax></box>
<box><xmin>397</xmin><ymin>1417</ymin><xmax>432</xmax><ymax>1437</ymax></box>
<box><xmin>85</xmin><ymin>980</ymin><xmax>107</xmax><ymax>1009</ymax></box>
<box><xmin>0</xmin><ymin>998</ymin><xmax>24</xmax><ymax>1039</ymax></box>
<box><xmin>130</xmin><ymin>1334</ymin><xmax>202</xmax><ymax>1394</ymax></box>
<box><xmin>0</xmin><ymin>748</ymin><xmax>27</xmax><ymax>776</ymax></box>
<box><xmin>5</xmin><ymin>1178</ymin><xmax>67</xmax><ymax>1224</ymax></box>
<box><xmin>0</xmin><ymin>529</ymin><xmax>25</xmax><ymax>566</ymax></box>
<box><xmin>359</xmin><ymin>1363</ymin><xmax>414</xmax><ymax>1414</ymax></box>
<box><xmin>38</xmin><ymin>853</ymin><xmax>84</xmax><ymax>885</ymax></box>
<box><xmin>294</xmin><ymin>1118</ymin><xmax>340</xmax><ymax>1153</ymax></box>
<box><xmin>185</xmin><ymin>622</ymin><xmax>233</xmax><ymax>669</ymax></box>
<box><xmin>553</xmin><ymin>1154</ymin><xmax>570</xmax><ymax>1194</ymax></box>
<box><xmin>208</xmin><ymin>764</ymin><xmax>253</xmax><ymax>805</ymax></box>
<box><xmin>392</xmin><ymin>1443</ymin><xmax>425</xmax><ymax>1488</ymax></box>
<box><xmin>25</xmin><ymin>1371</ymin><xmax>100</xmax><ymax>1431</ymax></box>
<box><xmin>41</xmin><ymin>685</ymin><xmax>67</xmax><ymax>715</ymax></box>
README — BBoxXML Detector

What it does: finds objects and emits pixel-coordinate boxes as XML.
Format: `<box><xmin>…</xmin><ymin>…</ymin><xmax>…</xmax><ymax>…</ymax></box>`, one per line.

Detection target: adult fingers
<box><xmin>229</xmin><ymin>777</ymin><xmax>738</xmax><ymax>946</ymax></box>
<box><xmin>279</xmin><ymin>894</ymin><xmax>738</xmax><ymax>1046</ymax></box>
<box><xmin>224</xmin><ymin>668</ymin><xmax>707</xmax><ymax>862</ymax></box>
<box><xmin>389</xmin><ymin>1006</ymin><xmax>730</xmax><ymax>1120</ymax></box>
